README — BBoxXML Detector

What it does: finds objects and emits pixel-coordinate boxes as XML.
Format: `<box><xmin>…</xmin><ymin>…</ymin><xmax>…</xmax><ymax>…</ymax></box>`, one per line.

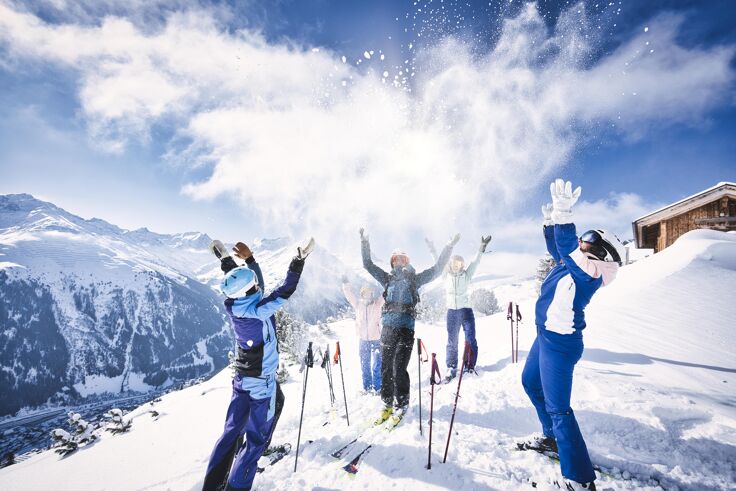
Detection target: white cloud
<box><xmin>574</xmin><ymin>192</ymin><xmax>665</xmax><ymax>242</ymax></box>
<box><xmin>0</xmin><ymin>2</ymin><xmax>732</xmax><ymax>254</ymax></box>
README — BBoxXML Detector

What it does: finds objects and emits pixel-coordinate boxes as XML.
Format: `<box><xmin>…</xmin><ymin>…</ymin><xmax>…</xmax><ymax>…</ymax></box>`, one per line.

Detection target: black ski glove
<box><xmin>220</xmin><ymin>257</ymin><xmax>239</xmax><ymax>274</ymax></box>
<box><xmin>289</xmin><ymin>257</ymin><xmax>305</xmax><ymax>274</ymax></box>
<box><xmin>480</xmin><ymin>235</ymin><xmax>492</xmax><ymax>253</ymax></box>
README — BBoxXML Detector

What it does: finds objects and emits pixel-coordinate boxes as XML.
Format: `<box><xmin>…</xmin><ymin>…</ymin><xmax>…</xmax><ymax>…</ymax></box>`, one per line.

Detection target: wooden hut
<box><xmin>632</xmin><ymin>182</ymin><xmax>736</xmax><ymax>253</ymax></box>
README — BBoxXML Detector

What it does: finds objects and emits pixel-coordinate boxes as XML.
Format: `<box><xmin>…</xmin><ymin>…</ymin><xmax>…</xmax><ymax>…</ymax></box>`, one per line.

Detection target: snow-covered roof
<box><xmin>634</xmin><ymin>182</ymin><xmax>736</xmax><ymax>225</ymax></box>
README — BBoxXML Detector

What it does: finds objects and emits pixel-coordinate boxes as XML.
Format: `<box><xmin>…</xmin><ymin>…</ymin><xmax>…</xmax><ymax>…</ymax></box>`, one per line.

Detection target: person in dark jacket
<box><xmin>203</xmin><ymin>239</ymin><xmax>314</xmax><ymax>491</ymax></box>
<box><xmin>360</xmin><ymin>228</ymin><xmax>459</xmax><ymax>424</ymax></box>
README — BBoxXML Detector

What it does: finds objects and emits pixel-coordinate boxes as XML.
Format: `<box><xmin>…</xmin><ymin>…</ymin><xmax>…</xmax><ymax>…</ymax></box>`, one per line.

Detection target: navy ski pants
<box><xmin>359</xmin><ymin>339</ymin><xmax>382</xmax><ymax>391</ymax></box>
<box><xmin>521</xmin><ymin>327</ymin><xmax>595</xmax><ymax>483</ymax></box>
<box><xmin>203</xmin><ymin>373</ymin><xmax>276</xmax><ymax>491</ymax></box>
<box><xmin>446</xmin><ymin>308</ymin><xmax>478</xmax><ymax>369</ymax></box>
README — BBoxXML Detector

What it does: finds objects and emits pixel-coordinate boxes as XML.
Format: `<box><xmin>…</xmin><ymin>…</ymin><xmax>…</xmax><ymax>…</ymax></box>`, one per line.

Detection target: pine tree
<box><xmin>103</xmin><ymin>408</ymin><xmax>132</xmax><ymax>434</ymax></box>
<box><xmin>470</xmin><ymin>288</ymin><xmax>500</xmax><ymax>315</ymax></box>
<box><xmin>275</xmin><ymin>310</ymin><xmax>308</xmax><ymax>364</ymax></box>
<box><xmin>50</xmin><ymin>412</ymin><xmax>98</xmax><ymax>455</ymax></box>
<box><xmin>536</xmin><ymin>254</ymin><xmax>557</xmax><ymax>294</ymax></box>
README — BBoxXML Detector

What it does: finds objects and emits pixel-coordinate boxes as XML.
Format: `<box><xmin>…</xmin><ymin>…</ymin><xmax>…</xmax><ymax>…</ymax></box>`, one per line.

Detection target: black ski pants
<box><xmin>380</xmin><ymin>326</ymin><xmax>414</xmax><ymax>408</ymax></box>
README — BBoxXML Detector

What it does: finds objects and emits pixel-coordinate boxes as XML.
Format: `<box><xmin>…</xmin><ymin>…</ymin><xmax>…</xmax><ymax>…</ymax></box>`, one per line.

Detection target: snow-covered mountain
<box><xmin>0</xmin><ymin>194</ymin><xmax>353</xmax><ymax>417</ymax></box>
<box><xmin>2</xmin><ymin>228</ymin><xmax>734</xmax><ymax>490</ymax></box>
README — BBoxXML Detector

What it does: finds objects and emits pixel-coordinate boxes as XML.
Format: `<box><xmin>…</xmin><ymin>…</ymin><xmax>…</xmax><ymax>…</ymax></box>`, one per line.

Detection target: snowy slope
<box><xmin>1</xmin><ymin>229</ymin><xmax>735</xmax><ymax>490</ymax></box>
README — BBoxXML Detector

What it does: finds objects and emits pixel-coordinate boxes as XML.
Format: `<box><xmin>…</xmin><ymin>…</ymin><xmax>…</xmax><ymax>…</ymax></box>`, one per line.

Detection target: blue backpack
<box><xmin>383</xmin><ymin>267</ymin><xmax>419</xmax><ymax>314</ymax></box>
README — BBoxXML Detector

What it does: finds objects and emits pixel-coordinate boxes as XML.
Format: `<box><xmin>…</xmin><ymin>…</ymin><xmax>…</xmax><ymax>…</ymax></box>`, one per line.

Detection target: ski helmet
<box><xmin>220</xmin><ymin>266</ymin><xmax>258</xmax><ymax>298</ymax></box>
<box><xmin>579</xmin><ymin>229</ymin><xmax>625</xmax><ymax>265</ymax></box>
<box><xmin>390</xmin><ymin>249</ymin><xmax>410</xmax><ymax>268</ymax></box>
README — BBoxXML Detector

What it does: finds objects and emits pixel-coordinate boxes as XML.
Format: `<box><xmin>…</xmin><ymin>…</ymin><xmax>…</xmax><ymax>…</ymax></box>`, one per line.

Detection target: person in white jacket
<box><xmin>341</xmin><ymin>278</ymin><xmax>385</xmax><ymax>393</ymax></box>
<box><xmin>430</xmin><ymin>236</ymin><xmax>491</xmax><ymax>382</ymax></box>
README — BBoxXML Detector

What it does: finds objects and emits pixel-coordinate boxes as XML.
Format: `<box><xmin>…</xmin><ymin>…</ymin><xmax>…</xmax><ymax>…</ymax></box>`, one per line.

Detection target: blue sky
<box><xmin>0</xmin><ymin>0</ymin><xmax>734</xmax><ymax>264</ymax></box>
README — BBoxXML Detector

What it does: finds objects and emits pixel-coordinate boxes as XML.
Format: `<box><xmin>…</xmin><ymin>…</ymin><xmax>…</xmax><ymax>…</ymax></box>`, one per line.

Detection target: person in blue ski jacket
<box><xmin>203</xmin><ymin>239</ymin><xmax>314</xmax><ymax>491</ymax></box>
<box><xmin>360</xmin><ymin>227</ymin><xmax>459</xmax><ymax>424</ymax></box>
<box><xmin>521</xmin><ymin>179</ymin><xmax>623</xmax><ymax>491</ymax></box>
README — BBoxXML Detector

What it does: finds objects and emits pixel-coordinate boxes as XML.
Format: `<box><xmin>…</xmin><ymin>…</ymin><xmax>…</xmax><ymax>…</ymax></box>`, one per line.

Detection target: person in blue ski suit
<box><xmin>360</xmin><ymin>227</ymin><xmax>459</xmax><ymax>421</ymax></box>
<box><xmin>521</xmin><ymin>179</ymin><xmax>622</xmax><ymax>491</ymax></box>
<box><xmin>203</xmin><ymin>240</ymin><xmax>312</xmax><ymax>491</ymax></box>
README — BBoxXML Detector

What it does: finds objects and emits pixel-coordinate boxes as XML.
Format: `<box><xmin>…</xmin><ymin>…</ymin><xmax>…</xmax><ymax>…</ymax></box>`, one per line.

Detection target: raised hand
<box><xmin>232</xmin><ymin>242</ymin><xmax>253</xmax><ymax>260</ymax></box>
<box><xmin>449</xmin><ymin>233</ymin><xmax>461</xmax><ymax>247</ymax></box>
<box><xmin>550</xmin><ymin>179</ymin><xmax>581</xmax><ymax>224</ymax></box>
<box><xmin>480</xmin><ymin>235</ymin><xmax>492</xmax><ymax>253</ymax></box>
<box><xmin>550</xmin><ymin>178</ymin><xmax>581</xmax><ymax>212</ymax></box>
<box><xmin>541</xmin><ymin>203</ymin><xmax>554</xmax><ymax>227</ymax></box>
<box><xmin>297</xmin><ymin>237</ymin><xmax>316</xmax><ymax>260</ymax></box>
<box><xmin>359</xmin><ymin>228</ymin><xmax>368</xmax><ymax>242</ymax></box>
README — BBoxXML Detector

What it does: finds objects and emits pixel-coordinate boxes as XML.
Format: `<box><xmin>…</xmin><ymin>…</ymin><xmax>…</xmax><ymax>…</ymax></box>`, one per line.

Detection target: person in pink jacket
<box><xmin>341</xmin><ymin>277</ymin><xmax>384</xmax><ymax>393</ymax></box>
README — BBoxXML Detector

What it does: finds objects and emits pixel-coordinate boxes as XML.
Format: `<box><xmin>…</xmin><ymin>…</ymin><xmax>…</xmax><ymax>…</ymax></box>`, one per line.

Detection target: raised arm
<box><xmin>233</xmin><ymin>257</ymin><xmax>304</xmax><ymax>320</ymax></box>
<box><xmin>341</xmin><ymin>280</ymin><xmax>358</xmax><ymax>308</ymax></box>
<box><xmin>360</xmin><ymin>229</ymin><xmax>389</xmax><ymax>286</ymax></box>
<box><xmin>416</xmin><ymin>234</ymin><xmax>459</xmax><ymax>286</ymax></box>
<box><xmin>465</xmin><ymin>251</ymin><xmax>483</xmax><ymax>280</ymax></box>
<box><xmin>232</xmin><ymin>242</ymin><xmax>265</xmax><ymax>289</ymax></box>
<box><xmin>246</xmin><ymin>257</ymin><xmax>265</xmax><ymax>290</ymax></box>
<box><xmin>544</xmin><ymin>225</ymin><xmax>562</xmax><ymax>264</ymax></box>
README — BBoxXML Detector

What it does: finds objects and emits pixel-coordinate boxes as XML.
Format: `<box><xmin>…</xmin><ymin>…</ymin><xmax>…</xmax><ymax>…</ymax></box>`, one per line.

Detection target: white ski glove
<box><xmin>550</xmin><ymin>179</ymin><xmax>581</xmax><ymax>224</ymax></box>
<box><xmin>541</xmin><ymin>204</ymin><xmax>554</xmax><ymax>227</ymax></box>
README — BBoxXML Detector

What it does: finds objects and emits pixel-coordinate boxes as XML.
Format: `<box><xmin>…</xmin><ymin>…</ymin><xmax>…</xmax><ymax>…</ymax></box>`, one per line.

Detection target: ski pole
<box><xmin>443</xmin><ymin>342</ymin><xmax>470</xmax><ymax>463</ymax></box>
<box><xmin>507</xmin><ymin>302</ymin><xmax>514</xmax><ymax>363</ymax></box>
<box><xmin>322</xmin><ymin>344</ymin><xmax>335</xmax><ymax>406</ymax></box>
<box><xmin>336</xmin><ymin>341</ymin><xmax>350</xmax><ymax>426</ymax></box>
<box><xmin>417</xmin><ymin>338</ymin><xmax>423</xmax><ymax>436</ymax></box>
<box><xmin>515</xmin><ymin>304</ymin><xmax>522</xmax><ymax>363</ymax></box>
<box><xmin>427</xmin><ymin>353</ymin><xmax>441</xmax><ymax>470</ymax></box>
<box><xmin>294</xmin><ymin>342</ymin><xmax>314</xmax><ymax>472</ymax></box>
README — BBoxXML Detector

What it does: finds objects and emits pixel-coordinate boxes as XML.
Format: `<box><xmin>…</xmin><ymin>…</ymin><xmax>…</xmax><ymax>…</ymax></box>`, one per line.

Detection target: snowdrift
<box><xmin>1</xmin><ymin>230</ymin><xmax>735</xmax><ymax>490</ymax></box>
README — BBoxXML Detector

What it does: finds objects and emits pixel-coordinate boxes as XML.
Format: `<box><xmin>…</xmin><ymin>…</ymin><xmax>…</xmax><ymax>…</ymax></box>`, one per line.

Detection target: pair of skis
<box><xmin>517</xmin><ymin>443</ymin><xmax>662</xmax><ymax>488</ymax></box>
<box><xmin>329</xmin><ymin>411</ymin><xmax>405</xmax><ymax>475</ymax></box>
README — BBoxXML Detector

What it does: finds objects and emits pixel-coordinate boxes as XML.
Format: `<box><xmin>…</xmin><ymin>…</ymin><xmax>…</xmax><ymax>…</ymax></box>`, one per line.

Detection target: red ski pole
<box><xmin>426</xmin><ymin>353</ymin><xmax>441</xmax><ymax>470</ymax></box>
<box><xmin>443</xmin><ymin>342</ymin><xmax>471</xmax><ymax>463</ymax></box>
<box><xmin>515</xmin><ymin>304</ymin><xmax>522</xmax><ymax>363</ymax></box>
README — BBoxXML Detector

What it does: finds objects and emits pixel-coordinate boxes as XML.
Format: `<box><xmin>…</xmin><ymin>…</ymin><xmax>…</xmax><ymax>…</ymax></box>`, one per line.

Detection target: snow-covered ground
<box><xmin>1</xmin><ymin>229</ymin><xmax>735</xmax><ymax>490</ymax></box>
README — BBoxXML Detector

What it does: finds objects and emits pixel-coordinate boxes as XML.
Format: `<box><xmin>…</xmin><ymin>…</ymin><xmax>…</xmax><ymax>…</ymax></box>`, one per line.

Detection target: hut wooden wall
<box><xmin>654</xmin><ymin>196</ymin><xmax>736</xmax><ymax>251</ymax></box>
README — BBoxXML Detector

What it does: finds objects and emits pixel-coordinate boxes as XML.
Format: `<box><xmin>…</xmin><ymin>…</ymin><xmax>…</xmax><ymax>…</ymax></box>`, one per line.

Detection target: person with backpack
<box><xmin>441</xmin><ymin>235</ymin><xmax>492</xmax><ymax>383</ymax></box>
<box><xmin>520</xmin><ymin>179</ymin><xmax>624</xmax><ymax>491</ymax></box>
<box><xmin>360</xmin><ymin>228</ymin><xmax>459</xmax><ymax>425</ymax></box>
<box><xmin>341</xmin><ymin>278</ymin><xmax>384</xmax><ymax>394</ymax></box>
<box><xmin>203</xmin><ymin>239</ymin><xmax>314</xmax><ymax>491</ymax></box>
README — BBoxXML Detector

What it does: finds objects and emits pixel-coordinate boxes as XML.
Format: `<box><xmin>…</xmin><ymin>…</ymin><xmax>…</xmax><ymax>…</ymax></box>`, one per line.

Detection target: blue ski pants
<box><xmin>446</xmin><ymin>308</ymin><xmax>478</xmax><ymax>369</ymax></box>
<box><xmin>521</xmin><ymin>327</ymin><xmax>595</xmax><ymax>483</ymax></box>
<box><xmin>359</xmin><ymin>339</ymin><xmax>382</xmax><ymax>391</ymax></box>
<box><xmin>203</xmin><ymin>373</ymin><xmax>276</xmax><ymax>491</ymax></box>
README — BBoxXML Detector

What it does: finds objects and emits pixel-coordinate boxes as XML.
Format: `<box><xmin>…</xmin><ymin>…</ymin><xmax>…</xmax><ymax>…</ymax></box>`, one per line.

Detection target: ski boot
<box><xmin>374</xmin><ymin>405</ymin><xmax>393</xmax><ymax>426</ymax></box>
<box><xmin>387</xmin><ymin>405</ymin><xmax>407</xmax><ymax>429</ymax></box>
<box><xmin>517</xmin><ymin>435</ymin><xmax>558</xmax><ymax>454</ymax></box>
<box><xmin>560</xmin><ymin>479</ymin><xmax>597</xmax><ymax>491</ymax></box>
<box><xmin>442</xmin><ymin>368</ymin><xmax>457</xmax><ymax>384</ymax></box>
